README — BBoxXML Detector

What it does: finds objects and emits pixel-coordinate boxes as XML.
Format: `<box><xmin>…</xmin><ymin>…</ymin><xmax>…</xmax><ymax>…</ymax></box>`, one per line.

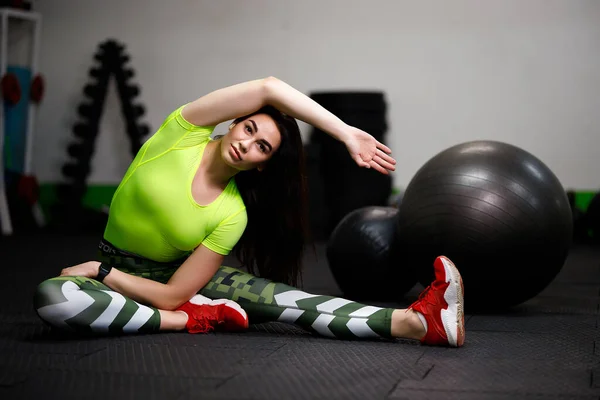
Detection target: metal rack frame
<box><xmin>0</xmin><ymin>7</ymin><xmax>42</xmax><ymax>235</ymax></box>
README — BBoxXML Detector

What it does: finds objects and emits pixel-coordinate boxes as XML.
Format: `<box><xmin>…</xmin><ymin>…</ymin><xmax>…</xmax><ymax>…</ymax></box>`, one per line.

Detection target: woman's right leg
<box><xmin>34</xmin><ymin>276</ymin><xmax>188</xmax><ymax>334</ymax></box>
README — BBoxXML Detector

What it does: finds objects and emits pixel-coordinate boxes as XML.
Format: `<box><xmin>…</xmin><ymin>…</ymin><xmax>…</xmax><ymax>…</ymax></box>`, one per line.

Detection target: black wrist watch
<box><xmin>97</xmin><ymin>263</ymin><xmax>113</xmax><ymax>282</ymax></box>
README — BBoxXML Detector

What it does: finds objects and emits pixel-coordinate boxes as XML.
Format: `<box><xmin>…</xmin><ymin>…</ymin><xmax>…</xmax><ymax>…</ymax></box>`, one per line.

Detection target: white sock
<box><xmin>416</xmin><ymin>311</ymin><xmax>428</xmax><ymax>333</ymax></box>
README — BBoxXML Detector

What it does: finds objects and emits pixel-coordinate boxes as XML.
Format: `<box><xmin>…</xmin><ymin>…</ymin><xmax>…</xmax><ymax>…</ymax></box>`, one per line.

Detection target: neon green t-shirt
<box><xmin>102</xmin><ymin>105</ymin><xmax>248</xmax><ymax>262</ymax></box>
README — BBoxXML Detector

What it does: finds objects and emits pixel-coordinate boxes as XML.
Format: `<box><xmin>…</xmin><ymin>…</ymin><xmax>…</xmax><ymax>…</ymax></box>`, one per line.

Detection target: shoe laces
<box><xmin>406</xmin><ymin>284</ymin><xmax>433</xmax><ymax>312</ymax></box>
<box><xmin>189</xmin><ymin>317</ymin><xmax>216</xmax><ymax>333</ymax></box>
<box><xmin>186</xmin><ymin>305</ymin><xmax>224</xmax><ymax>333</ymax></box>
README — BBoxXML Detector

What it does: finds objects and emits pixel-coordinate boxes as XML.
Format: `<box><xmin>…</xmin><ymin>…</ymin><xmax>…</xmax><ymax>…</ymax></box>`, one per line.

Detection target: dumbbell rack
<box><xmin>51</xmin><ymin>39</ymin><xmax>149</xmax><ymax>232</ymax></box>
<box><xmin>0</xmin><ymin>7</ymin><xmax>42</xmax><ymax>235</ymax></box>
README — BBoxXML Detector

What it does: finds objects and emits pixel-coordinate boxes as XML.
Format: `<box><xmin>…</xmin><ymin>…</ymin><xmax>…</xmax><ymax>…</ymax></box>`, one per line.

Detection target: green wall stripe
<box><xmin>575</xmin><ymin>192</ymin><xmax>597</xmax><ymax>212</ymax></box>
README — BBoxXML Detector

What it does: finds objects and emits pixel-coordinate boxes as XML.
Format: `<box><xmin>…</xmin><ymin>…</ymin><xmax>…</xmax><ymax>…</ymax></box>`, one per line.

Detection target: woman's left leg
<box><xmin>198</xmin><ymin>267</ymin><xmax>406</xmax><ymax>340</ymax></box>
<box><xmin>197</xmin><ymin>255</ymin><xmax>465</xmax><ymax>346</ymax></box>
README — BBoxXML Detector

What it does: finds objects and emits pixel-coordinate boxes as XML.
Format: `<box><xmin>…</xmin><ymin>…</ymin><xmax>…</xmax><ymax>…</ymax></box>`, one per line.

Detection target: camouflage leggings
<box><xmin>33</xmin><ymin>240</ymin><xmax>395</xmax><ymax>340</ymax></box>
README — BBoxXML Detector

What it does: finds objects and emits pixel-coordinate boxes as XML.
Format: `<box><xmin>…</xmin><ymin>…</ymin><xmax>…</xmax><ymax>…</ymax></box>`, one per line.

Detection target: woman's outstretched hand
<box><xmin>343</xmin><ymin>126</ymin><xmax>396</xmax><ymax>175</ymax></box>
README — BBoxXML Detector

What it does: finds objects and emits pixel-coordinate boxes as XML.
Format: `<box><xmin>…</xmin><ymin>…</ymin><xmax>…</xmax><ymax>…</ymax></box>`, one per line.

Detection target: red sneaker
<box><xmin>408</xmin><ymin>256</ymin><xmax>465</xmax><ymax>347</ymax></box>
<box><xmin>177</xmin><ymin>294</ymin><xmax>249</xmax><ymax>333</ymax></box>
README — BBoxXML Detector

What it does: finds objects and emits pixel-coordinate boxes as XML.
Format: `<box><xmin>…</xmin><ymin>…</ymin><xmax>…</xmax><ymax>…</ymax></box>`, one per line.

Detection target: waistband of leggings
<box><xmin>97</xmin><ymin>238</ymin><xmax>184</xmax><ymax>270</ymax></box>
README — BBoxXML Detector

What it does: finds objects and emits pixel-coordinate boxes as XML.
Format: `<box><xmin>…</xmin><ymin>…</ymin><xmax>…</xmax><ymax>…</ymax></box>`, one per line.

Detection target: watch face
<box><xmin>98</xmin><ymin>264</ymin><xmax>112</xmax><ymax>281</ymax></box>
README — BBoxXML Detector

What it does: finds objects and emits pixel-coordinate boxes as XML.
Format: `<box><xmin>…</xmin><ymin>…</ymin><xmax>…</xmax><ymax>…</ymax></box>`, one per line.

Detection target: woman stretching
<box><xmin>34</xmin><ymin>77</ymin><xmax>465</xmax><ymax>347</ymax></box>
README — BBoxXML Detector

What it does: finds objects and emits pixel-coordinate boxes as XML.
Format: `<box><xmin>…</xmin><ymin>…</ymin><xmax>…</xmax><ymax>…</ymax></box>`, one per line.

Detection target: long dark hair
<box><xmin>231</xmin><ymin>106</ymin><xmax>310</xmax><ymax>287</ymax></box>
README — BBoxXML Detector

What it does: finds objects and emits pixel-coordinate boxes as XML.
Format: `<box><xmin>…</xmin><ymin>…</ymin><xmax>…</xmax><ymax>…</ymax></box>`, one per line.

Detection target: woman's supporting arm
<box><xmin>62</xmin><ymin>245</ymin><xmax>225</xmax><ymax>311</ymax></box>
<box><xmin>102</xmin><ymin>245</ymin><xmax>224</xmax><ymax>310</ymax></box>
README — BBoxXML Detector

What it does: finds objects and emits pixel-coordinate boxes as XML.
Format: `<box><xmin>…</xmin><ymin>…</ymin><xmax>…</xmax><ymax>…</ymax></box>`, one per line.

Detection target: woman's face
<box><xmin>221</xmin><ymin>113</ymin><xmax>282</xmax><ymax>171</ymax></box>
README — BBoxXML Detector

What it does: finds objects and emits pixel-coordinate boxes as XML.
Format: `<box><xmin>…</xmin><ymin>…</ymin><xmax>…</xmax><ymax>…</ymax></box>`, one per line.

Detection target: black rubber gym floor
<box><xmin>1</xmin><ymin>232</ymin><xmax>599</xmax><ymax>400</ymax></box>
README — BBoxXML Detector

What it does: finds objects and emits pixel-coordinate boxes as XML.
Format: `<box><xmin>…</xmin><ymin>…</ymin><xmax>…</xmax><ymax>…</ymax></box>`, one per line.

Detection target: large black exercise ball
<box><xmin>396</xmin><ymin>140</ymin><xmax>573</xmax><ymax>311</ymax></box>
<box><xmin>327</xmin><ymin>206</ymin><xmax>417</xmax><ymax>301</ymax></box>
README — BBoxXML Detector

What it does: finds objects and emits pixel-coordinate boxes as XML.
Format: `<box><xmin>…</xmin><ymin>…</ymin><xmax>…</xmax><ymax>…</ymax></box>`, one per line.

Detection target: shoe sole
<box><xmin>439</xmin><ymin>256</ymin><xmax>465</xmax><ymax>347</ymax></box>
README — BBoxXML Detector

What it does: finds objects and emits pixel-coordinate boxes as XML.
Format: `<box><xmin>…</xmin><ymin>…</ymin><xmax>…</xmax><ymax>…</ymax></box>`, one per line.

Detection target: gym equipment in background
<box><xmin>327</xmin><ymin>206</ymin><xmax>417</xmax><ymax>301</ymax></box>
<box><xmin>305</xmin><ymin>92</ymin><xmax>392</xmax><ymax>239</ymax></box>
<box><xmin>51</xmin><ymin>39</ymin><xmax>150</xmax><ymax>232</ymax></box>
<box><xmin>396</xmin><ymin>140</ymin><xmax>573</xmax><ymax>311</ymax></box>
<box><xmin>0</xmin><ymin>6</ymin><xmax>42</xmax><ymax>235</ymax></box>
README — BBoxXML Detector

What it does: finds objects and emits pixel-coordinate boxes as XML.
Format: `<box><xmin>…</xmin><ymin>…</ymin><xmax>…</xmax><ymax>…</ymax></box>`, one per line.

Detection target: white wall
<box><xmin>26</xmin><ymin>0</ymin><xmax>600</xmax><ymax>190</ymax></box>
